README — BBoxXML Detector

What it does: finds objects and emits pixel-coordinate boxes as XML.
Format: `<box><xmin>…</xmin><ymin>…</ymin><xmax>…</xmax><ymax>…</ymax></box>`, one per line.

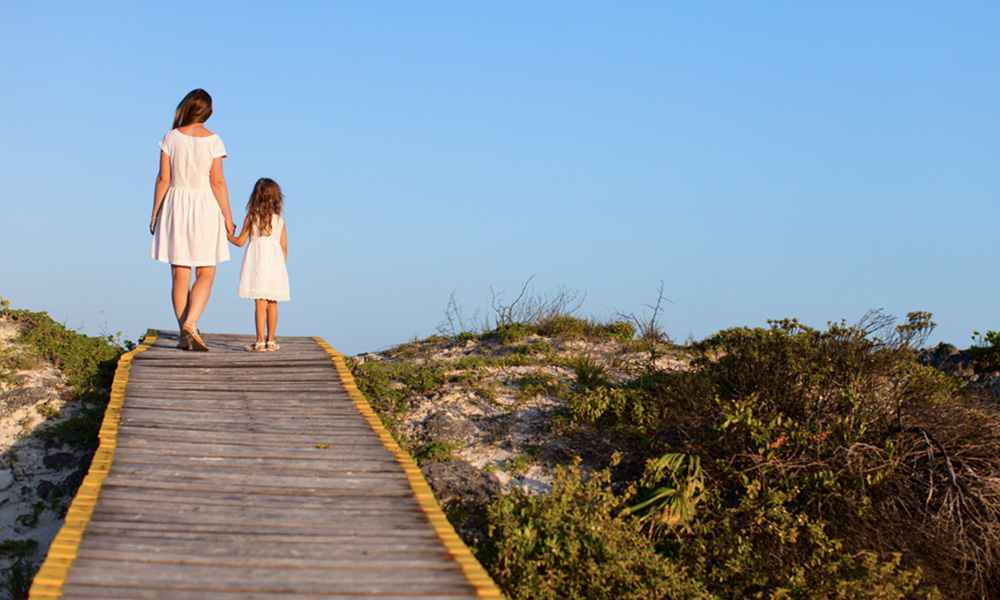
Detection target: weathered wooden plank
<box><xmin>106</xmin><ymin>461</ymin><xmax>411</xmax><ymax>482</ymax></box>
<box><xmin>120</xmin><ymin>406</ymin><xmax>365</xmax><ymax>420</ymax></box>
<box><xmin>60</xmin><ymin>587</ymin><xmax>474</xmax><ymax>600</ymax></box>
<box><xmin>92</xmin><ymin>487</ymin><xmax>420</xmax><ymax>511</ymax></box>
<box><xmin>114</xmin><ymin>423</ymin><xmax>383</xmax><ymax>440</ymax></box>
<box><xmin>121</xmin><ymin>398</ymin><xmax>362</xmax><ymax>411</ymax></box>
<box><xmin>77</xmin><ymin>521</ymin><xmax>445</xmax><ymax>542</ymax></box>
<box><xmin>73</xmin><ymin>546</ymin><xmax>459</xmax><ymax>569</ymax></box>
<box><xmin>112</xmin><ymin>435</ymin><xmax>390</xmax><ymax>452</ymax></box>
<box><xmin>110</xmin><ymin>449</ymin><xmax>400</xmax><ymax>469</ymax></box>
<box><xmin>63</xmin><ymin>559</ymin><xmax>473</xmax><ymax>586</ymax></box>
<box><xmin>89</xmin><ymin>499</ymin><xmax>428</xmax><ymax>522</ymax></box>
<box><xmin>113</xmin><ymin>441</ymin><xmax>396</xmax><ymax>460</ymax></box>
<box><xmin>120</xmin><ymin>393</ymin><xmax>359</xmax><ymax>405</ymax></box>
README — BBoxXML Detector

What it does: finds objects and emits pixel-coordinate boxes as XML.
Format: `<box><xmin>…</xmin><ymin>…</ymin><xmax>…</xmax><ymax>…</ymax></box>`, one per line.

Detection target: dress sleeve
<box><xmin>157</xmin><ymin>130</ymin><xmax>172</xmax><ymax>156</ymax></box>
<box><xmin>213</xmin><ymin>136</ymin><xmax>227</xmax><ymax>159</ymax></box>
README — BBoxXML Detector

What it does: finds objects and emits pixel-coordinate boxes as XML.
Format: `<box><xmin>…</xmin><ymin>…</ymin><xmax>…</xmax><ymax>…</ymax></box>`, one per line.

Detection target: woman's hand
<box><xmin>150</xmin><ymin>215</ymin><xmax>158</xmax><ymax>235</ymax></box>
<box><xmin>226</xmin><ymin>219</ymin><xmax>236</xmax><ymax>236</ymax></box>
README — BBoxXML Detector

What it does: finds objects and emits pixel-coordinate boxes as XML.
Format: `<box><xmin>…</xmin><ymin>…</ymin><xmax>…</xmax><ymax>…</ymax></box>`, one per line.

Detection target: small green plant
<box><xmin>514</xmin><ymin>340</ymin><xmax>552</xmax><ymax>356</ymax></box>
<box><xmin>515</xmin><ymin>371</ymin><xmax>564</xmax><ymax>403</ymax></box>
<box><xmin>413</xmin><ymin>441</ymin><xmax>461</xmax><ymax>466</ymax></box>
<box><xmin>502</xmin><ymin>454</ymin><xmax>535</xmax><ymax>476</ymax></box>
<box><xmin>625</xmin><ymin>453</ymin><xmax>705</xmax><ymax>532</ymax></box>
<box><xmin>15</xmin><ymin>503</ymin><xmax>46</xmax><ymax>527</ymax></box>
<box><xmin>1</xmin><ymin>539</ymin><xmax>38</xmax><ymax>600</ymax></box>
<box><xmin>572</xmin><ymin>355</ymin><xmax>609</xmax><ymax>390</ymax></box>
<box><xmin>36</xmin><ymin>402</ymin><xmax>60</xmax><ymax>419</ymax></box>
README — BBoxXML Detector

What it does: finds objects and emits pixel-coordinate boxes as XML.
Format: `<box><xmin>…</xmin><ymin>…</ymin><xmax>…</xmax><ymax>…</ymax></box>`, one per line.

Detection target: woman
<box><xmin>150</xmin><ymin>89</ymin><xmax>235</xmax><ymax>351</ymax></box>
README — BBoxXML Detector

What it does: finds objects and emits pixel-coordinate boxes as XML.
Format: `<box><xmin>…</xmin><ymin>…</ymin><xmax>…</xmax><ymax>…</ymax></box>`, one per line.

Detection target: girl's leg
<box><xmin>182</xmin><ymin>265</ymin><xmax>216</xmax><ymax>331</ymax></box>
<box><xmin>254</xmin><ymin>299</ymin><xmax>267</xmax><ymax>343</ymax></box>
<box><xmin>266</xmin><ymin>301</ymin><xmax>278</xmax><ymax>342</ymax></box>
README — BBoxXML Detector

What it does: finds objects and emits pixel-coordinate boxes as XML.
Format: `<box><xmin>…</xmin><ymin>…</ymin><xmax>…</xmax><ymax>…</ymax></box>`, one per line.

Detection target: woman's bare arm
<box><xmin>209</xmin><ymin>157</ymin><xmax>235</xmax><ymax>236</ymax></box>
<box><xmin>150</xmin><ymin>151</ymin><xmax>171</xmax><ymax>234</ymax></box>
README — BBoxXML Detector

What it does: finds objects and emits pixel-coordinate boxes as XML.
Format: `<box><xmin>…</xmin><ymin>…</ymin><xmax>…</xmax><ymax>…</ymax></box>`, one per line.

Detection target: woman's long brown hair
<box><xmin>173</xmin><ymin>89</ymin><xmax>213</xmax><ymax>129</ymax></box>
<box><xmin>246</xmin><ymin>178</ymin><xmax>284</xmax><ymax>236</ymax></box>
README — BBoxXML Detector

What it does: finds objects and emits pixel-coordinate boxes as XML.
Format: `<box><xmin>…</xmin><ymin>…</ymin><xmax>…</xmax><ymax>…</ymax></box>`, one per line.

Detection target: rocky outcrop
<box><xmin>421</xmin><ymin>460</ymin><xmax>503</xmax><ymax>543</ymax></box>
<box><xmin>919</xmin><ymin>342</ymin><xmax>976</xmax><ymax>378</ymax></box>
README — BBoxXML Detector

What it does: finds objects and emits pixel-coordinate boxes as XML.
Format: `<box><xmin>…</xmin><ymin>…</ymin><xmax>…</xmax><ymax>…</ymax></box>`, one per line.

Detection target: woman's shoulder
<box><xmin>175</xmin><ymin>125</ymin><xmax>220</xmax><ymax>140</ymax></box>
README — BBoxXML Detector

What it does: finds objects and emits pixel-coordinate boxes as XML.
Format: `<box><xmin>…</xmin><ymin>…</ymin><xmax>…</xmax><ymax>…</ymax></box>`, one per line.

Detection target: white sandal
<box><xmin>266</xmin><ymin>341</ymin><xmax>280</xmax><ymax>351</ymax></box>
<box><xmin>245</xmin><ymin>342</ymin><xmax>267</xmax><ymax>352</ymax></box>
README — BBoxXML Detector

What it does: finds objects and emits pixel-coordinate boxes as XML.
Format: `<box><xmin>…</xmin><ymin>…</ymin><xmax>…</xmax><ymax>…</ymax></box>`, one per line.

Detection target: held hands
<box><xmin>150</xmin><ymin>215</ymin><xmax>157</xmax><ymax>235</ymax></box>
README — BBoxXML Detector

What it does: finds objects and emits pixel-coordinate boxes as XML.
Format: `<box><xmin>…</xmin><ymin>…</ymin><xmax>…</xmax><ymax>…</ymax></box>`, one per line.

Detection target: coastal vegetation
<box><xmin>351</xmin><ymin>285</ymin><xmax>1000</xmax><ymax>600</ymax></box>
<box><xmin>0</xmin><ymin>294</ymin><xmax>132</xmax><ymax>597</ymax></box>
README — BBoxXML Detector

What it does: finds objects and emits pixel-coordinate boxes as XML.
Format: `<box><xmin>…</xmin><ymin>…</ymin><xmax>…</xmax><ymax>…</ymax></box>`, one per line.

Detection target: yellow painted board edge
<box><xmin>314</xmin><ymin>338</ymin><xmax>506</xmax><ymax>600</ymax></box>
<box><xmin>28</xmin><ymin>329</ymin><xmax>159</xmax><ymax>600</ymax></box>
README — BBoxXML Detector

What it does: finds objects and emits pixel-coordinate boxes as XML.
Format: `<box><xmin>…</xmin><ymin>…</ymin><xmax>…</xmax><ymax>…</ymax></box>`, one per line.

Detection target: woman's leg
<box><xmin>182</xmin><ymin>265</ymin><xmax>216</xmax><ymax>331</ymax></box>
<box><xmin>266</xmin><ymin>301</ymin><xmax>278</xmax><ymax>342</ymax></box>
<box><xmin>171</xmin><ymin>266</ymin><xmax>192</xmax><ymax>327</ymax></box>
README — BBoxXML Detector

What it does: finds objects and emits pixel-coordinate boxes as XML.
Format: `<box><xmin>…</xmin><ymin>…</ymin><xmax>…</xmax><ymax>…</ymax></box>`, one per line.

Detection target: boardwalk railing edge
<box><xmin>28</xmin><ymin>328</ymin><xmax>160</xmax><ymax>599</ymax></box>
<box><xmin>314</xmin><ymin>337</ymin><xmax>506</xmax><ymax>600</ymax></box>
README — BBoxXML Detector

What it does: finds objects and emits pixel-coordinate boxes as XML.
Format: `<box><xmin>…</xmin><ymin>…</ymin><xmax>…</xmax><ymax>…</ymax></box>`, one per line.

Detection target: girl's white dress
<box><xmin>150</xmin><ymin>129</ymin><xmax>230</xmax><ymax>266</ymax></box>
<box><xmin>238</xmin><ymin>214</ymin><xmax>290</xmax><ymax>302</ymax></box>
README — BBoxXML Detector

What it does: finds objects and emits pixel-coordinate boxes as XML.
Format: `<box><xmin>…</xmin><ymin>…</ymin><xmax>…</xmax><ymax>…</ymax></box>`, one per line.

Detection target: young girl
<box><xmin>150</xmin><ymin>89</ymin><xmax>236</xmax><ymax>352</ymax></box>
<box><xmin>228</xmin><ymin>178</ymin><xmax>290</xmax><ymax>351</ymax></box>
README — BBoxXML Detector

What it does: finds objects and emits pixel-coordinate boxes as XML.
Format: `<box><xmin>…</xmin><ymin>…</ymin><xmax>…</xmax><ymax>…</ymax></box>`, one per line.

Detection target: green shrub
<box><xmin>568</xmin><ymin>386</ymin><xmax>654</xmax><ymax>429</ymax></box>
<box><xmin>0</xmin><ymin>307</ymin><xmax>129</xmax><ymax>398</ymax></box>
<box><xmin>968</xmin><ymin>330</ymin><xmax>1000</xmax><ymax>369</ymax></box>
<box><xmin>603</xmin><ymin>320</ymin><xmax>636</xmax><ymax>342</ymax></box>
<box><xmin>480</xmin><ymin>458</ymin><xmax>709</xmax><ymax>600</ymax></box>
<box><xmin>491</xmin><ymin>322</ymin><xmax>531</xmax><ymax>346</ymax></box>
<box><xmin>671</xmin><ymin>480</ymin><xmax>934</xmax><ymax>599</ymax></box>
<box><xmin>536</xmin><ymin>315</ymin><xmax>590</xmax><ymax>339</ymax></box>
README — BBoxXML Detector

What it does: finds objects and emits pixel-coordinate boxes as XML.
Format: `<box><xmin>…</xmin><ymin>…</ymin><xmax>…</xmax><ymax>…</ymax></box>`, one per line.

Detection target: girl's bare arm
<box><xmin>280</xmin><ymin>223</ymin><xmax>288</xmax><ymax>261</ymax></box>
<box><xmin>229</xmin><ymin>215</ymin><xmax>252</xmax><ymax>247</ymax></box>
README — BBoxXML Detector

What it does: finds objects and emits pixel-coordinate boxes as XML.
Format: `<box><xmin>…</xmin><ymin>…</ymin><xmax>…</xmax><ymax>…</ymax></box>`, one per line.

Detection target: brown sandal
<box><xmin>181</xmin><ymin>325</ymin><xmax>209</xmax><ymax>352</ymax></box>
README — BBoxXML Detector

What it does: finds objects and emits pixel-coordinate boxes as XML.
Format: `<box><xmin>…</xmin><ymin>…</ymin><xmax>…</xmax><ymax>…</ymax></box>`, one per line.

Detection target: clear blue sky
<box><xmin>2</xmin><ymin>2</ymin><xmax>997</xmax><ymax>355</ymax></box>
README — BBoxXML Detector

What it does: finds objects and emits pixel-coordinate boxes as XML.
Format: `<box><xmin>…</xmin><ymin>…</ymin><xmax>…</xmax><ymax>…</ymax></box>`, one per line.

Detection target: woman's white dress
<box><xmin>150</xmin><ymin>129</ymin><xmax>230</xmax><ymax>266</ymax></box>
<box><xmin>238</xmin><ymin>214</ymin><xmax>290</xmax><ymax>302</ymax></box>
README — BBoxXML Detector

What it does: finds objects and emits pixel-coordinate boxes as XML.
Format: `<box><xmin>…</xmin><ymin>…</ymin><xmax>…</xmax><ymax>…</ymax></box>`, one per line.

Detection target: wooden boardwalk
<box><xmin>30</xmin><ymin>331</ymin><xmax>502</xmax><ymax>599</ymax></box>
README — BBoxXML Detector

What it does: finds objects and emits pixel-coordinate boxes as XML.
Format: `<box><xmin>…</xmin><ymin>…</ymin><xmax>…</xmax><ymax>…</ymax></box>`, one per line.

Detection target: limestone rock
<box><xmin>421</xmin><ymin>460</ymin><xmax>502</xmax><ymax>511</ymax></box>
<box><xmin>423</xmin><ymin>410</ymin><xmax>478</xmax><ymax>444</ymax></box>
